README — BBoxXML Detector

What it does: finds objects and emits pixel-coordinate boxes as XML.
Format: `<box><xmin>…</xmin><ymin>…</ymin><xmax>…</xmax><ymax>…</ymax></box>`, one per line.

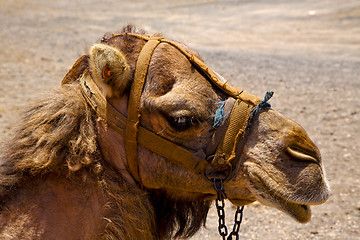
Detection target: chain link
<box><xmin>227</xmin><ymin>206</ymin><xmax>244</xmax><ymax>240</ymax></box>
<box><xmin>214</xmin><ymin>178</ymin><xmax>228</xmax><ymax>239</ymax></box>
<box><xmin>213</xmin><ymin>178</ymin><xmax>245</xmax><ymax>240</ymax></box>
<box><xmin>215</xmin><ymin>196</ymin><xmax>228</xmax><ymax>239</ymax></box>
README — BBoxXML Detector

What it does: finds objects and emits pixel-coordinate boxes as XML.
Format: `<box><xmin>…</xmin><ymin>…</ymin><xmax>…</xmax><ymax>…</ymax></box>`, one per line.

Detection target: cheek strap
<box><xmin>209</xmin><ymin>91</ymin><xmax>274</xmax><ymax>175</ymax></box>
<box><xmin>210</xmin><ymin>98</ymin><xmax>254</xmax><ymax>172</ymax></box>
<box><xmin>205</xmin><ymin>97</ymin><xmax>235</xmax><ymax>156</ymax></box>
<box><xmin>125</xmin><ymin>38</ymin><xmax>162</xmax><ymax>185</ymax></box>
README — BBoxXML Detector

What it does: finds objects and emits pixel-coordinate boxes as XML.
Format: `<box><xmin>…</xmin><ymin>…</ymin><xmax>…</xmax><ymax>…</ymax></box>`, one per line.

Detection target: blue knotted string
<box><xmin>213</xmin><ymin>100</ymin><xmax>229</xmax><ymax>128</ymax></box>
<box><xmin>209</xmin><ymin>99</ymin><xmax>229</xmax><ymax>128</ymax></box>
<box><xmin>247</xmin><ymin>91</ymin><xmax>274</xmax><ymax>125</ymax></box>
<box><xmin>210</xmin><ymin>91</ymin><xmax>273</xmax><ymax>129</ymax></box>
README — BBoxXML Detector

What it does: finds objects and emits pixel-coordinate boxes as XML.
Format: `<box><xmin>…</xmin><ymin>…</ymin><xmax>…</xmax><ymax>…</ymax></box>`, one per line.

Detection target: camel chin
<box><xmin>242</xmin><ymin>161</ymin><xmax>330</xmax><ymax>223</ymax></box>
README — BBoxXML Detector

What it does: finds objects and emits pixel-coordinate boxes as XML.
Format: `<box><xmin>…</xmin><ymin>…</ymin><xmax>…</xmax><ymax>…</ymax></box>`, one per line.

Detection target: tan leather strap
<box><xmin>77</xmin><ymin>32</ymin><xmax>265</xmax><ymax>185</ymax></box>
<box><xmin>125</xmin><ymin>38</ymin><xmax>162</xmax><ymax>184</ymax></box>
<box><xmin>111</xmin><ymin>33</ymin><xmax>261</xmax><ymax>105</ymax></box>
<box><xmin>79</xmin><ymin>70</ymin><xmax>127</xmax><ymax>130</ymax></box>
<box><xmin>211</xmin><ymin>99</ymin><xmax>253</xmax><ymax>171</ymax></box>
<box><xmin>79</xmin><ymin>54</ymin><xmax>210</xmax><ymax>184</ymax></box>
<box><xmin>205</xmin><ymin>98</ymin><xmax>236</xmax><ymax>156</ymax></box>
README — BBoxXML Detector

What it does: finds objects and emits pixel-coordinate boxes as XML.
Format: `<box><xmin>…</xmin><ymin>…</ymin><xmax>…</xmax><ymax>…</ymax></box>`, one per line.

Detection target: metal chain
<box><xmin>214</xmin><ymin>178</ymin><xmax>228</xmax><ymax>239</ymax></box>
<box><xmin>227</xmin><ymin>206</ymin><xmax>244</xmax><ymax>240</ymax></box>
<box><xmin>213</xmin><ymin>178</ymin><xmax>245</xmax><ymax>240</ymax></box>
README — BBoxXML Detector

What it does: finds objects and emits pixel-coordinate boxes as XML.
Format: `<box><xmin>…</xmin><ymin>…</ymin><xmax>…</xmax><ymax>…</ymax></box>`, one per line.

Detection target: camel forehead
<box><xmin>147</xmin><ymin>43</ymin><xmax>213</xmax><ymax>93</ymax></box>
<box><xmin>142</xmin><ymin>43</ymin><xmax>224</xmax><ymax>117</ymax></box>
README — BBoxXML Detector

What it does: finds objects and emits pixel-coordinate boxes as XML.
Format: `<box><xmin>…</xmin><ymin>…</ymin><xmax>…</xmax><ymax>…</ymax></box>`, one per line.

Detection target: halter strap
<box><xmin>77</xmin><ymin>32</ymin><xmax>265</xmax><ymax>186</ymax></box>
<box><xmin>112</xmin><ymin>33</ymin><xmax>261</xmax><ymax>105</ymax></box>
<box><xmin>125</xmin><ymin>38</ymin><xmax>162</xmax><ymax>183</ymax></box>
<box><xmin>79</xmin><ymin>71</ymin><xmax>210</xmax><ymax>181</ymax></box>
<box><xmin>211</xmin><ymin>99</ymin><xmax>253</xmax><ymax>171</ymax></box>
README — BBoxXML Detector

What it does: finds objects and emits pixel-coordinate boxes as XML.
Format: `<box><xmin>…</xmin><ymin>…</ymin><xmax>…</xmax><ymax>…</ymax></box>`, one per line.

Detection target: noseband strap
<box><xmin>211</xmin><ymin>99</ymin><xmax>254</xmax><ymax>172</ymax></box>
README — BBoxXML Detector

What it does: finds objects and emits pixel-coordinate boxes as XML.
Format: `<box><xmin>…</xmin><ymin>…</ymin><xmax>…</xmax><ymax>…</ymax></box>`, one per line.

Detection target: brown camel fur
<box><xmin>0</xmin><ymin>26</ymin><xmax>329</xmax><ymax>239</ymax></box>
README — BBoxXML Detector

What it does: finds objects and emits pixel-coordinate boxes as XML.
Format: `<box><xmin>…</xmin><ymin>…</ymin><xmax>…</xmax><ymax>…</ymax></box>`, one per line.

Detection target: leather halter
<box><xmin>78</xmin><ymin>33</ymin><xmax>262</xmax><ymax>185</ymax></box>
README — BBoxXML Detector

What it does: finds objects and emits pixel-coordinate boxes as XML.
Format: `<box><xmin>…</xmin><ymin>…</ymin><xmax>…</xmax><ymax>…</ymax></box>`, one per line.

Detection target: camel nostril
<box><xmin>286</xmin><ymin>147</ymin><xmax>319</xmax><ymax>163</ymax></box>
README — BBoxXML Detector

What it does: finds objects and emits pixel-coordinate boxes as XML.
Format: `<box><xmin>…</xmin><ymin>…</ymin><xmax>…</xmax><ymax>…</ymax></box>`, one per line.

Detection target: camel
<box><xmin>0</xmin><ymin>25</ymin><xmax>329</xmax><ymax>239</ymax></box>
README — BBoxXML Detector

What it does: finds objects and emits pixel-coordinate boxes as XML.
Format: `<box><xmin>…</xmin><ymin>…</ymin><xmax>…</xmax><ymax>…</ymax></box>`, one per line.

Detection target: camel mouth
<box><xmin>243</xmin><ymin>162</ymin><xmax>329</xmax><ymax>223</ymax></box>
<box><xmin>265</xmin><ymin>194</ymin><xmax>312</xmax><ymax>223</ymax></box>
<box><xmin>229</xmin><ymin>194</ymin><xmax>312</xmax><ymax>223</ymax></box>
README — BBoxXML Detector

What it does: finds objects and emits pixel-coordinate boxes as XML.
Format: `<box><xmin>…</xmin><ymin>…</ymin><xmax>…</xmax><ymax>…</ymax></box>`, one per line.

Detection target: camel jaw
<box><xmin>242</xmin><ymin>162</ymin><xmax>330</xmax><ymax>223</ymax></box>
<box><xmin>255</xmin><ymin>193</ymin><xmax>313</xmax><ymax>223</ymax></box>
<box><xmin>230</xmin><ymin>195</ymin><xmax>312</xmax><ymax>223</ymax></box>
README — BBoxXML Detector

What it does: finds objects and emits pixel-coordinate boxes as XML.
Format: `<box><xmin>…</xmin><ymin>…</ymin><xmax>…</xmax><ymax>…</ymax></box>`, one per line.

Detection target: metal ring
<box><xmin>202</xmin><ymin>164</ymin><xmax>233</xmax><ymax>183</ymax></box>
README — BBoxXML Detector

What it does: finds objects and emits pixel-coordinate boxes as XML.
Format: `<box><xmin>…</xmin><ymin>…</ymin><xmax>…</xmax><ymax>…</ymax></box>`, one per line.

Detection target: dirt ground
<box><xmin>0</xmin><ymin>0</ymin><xmax>359</xmax><ymax>239</ymax></box>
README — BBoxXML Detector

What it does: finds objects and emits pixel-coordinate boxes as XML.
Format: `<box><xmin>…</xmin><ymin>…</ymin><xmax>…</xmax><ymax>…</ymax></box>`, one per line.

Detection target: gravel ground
<box><xmin>0</xmin><ymin>0</ymin><xmax>359</xmax><ymax>239</ymax></box>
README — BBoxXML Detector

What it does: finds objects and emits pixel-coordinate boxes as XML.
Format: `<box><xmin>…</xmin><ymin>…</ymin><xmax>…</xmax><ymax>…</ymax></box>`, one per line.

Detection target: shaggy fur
<box><xmin>0</xmin><ymin>84</ymin><xmax>99</xmax><ymax>205</ymax></box>
<box><xmin>0</xmin><ymin>82</ymin><xmax>210</xmax><ymax>239</ymax></box>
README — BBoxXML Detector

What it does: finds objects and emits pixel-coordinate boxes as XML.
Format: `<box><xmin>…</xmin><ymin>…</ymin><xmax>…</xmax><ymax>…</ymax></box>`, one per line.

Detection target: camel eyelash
<box><xmin>167</xmin><ymin>116</ymin><xmax>197</xmax><ymax>131</ymax></box>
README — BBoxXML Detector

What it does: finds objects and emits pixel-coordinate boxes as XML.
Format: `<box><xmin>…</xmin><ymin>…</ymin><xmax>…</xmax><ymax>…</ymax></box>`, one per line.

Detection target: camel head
<box><xmin>65</xmin><ymin>30</ymin><xmax>330</xmax><ymax>224</ymax></box>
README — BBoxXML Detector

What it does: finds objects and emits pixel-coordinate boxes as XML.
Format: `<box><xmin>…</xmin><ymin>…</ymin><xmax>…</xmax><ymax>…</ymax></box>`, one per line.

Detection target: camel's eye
<box><xmin>168</xmin><ymin>116</ymin><xmax>195</xmax><ymax>131</ymax></box>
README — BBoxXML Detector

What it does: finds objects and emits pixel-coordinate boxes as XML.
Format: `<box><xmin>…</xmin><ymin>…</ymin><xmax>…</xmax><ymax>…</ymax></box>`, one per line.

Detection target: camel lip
<box><xmin>291</xmin><ymin>195</ymin><xmax>329</xmax><ymax>206</ymax></box>
<box><xmin>230</xmin><ymin>188</ymin><xmax>312</xmax><ymax>223</ymax></box>
<box><xmin>250</xmin><ymin>188</ymin><xmax>313</xmax><ymax>223</ymax></box>
<box><xmin>243</xmin><ymin>162</ymin><xmax>329</xmax><ymax>223</ymax></box>
<box><xmin>277</xmin><ymin>199</ymin><xmax>312</xmax><ymax>223</ymax></box>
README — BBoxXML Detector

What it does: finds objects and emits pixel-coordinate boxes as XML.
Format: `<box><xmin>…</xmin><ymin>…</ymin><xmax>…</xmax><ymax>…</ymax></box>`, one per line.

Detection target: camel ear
<box><xmin>89</xmin><ymin>44</ymin><xmax>131</xmax><ymax>97</ymax></box>
<box><xmin>62</xmin><ymin>55</ymin><xmax>89</xmax><ymax>85</ymax></box>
